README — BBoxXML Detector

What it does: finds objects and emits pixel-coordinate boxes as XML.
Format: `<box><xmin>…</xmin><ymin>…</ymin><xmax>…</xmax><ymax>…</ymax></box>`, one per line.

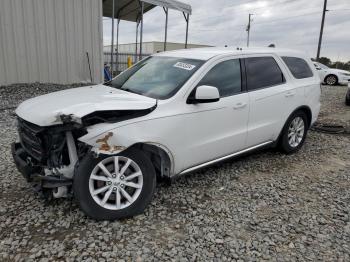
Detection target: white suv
<box><xmin>12</xmin><ymin>47</ymin><xmax>321</xmax><ymax>220</ymax></box>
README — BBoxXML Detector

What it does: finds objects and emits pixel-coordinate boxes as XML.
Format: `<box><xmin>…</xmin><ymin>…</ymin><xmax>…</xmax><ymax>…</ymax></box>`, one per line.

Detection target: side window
<box><xmin>245</xmin><ymin>57</ymin><xmax>285</xmax><ymax>91</ymax></box>
<box><xmin>282</xmin><ymin>56</ymin><xmax>314</xmax><ymax>79</ymax></box>
<box><xmin>198</xmin><ymin>59</ymin><xmax>242</xmax><ymax>97</ymax></box>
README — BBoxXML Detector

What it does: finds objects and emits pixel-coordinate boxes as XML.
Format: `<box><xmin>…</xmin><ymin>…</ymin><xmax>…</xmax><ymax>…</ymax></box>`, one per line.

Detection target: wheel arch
<box><xmin>126</xmin><ymin>142</ymin><xmax>174</xmax><ymax>179</ymax></box>
<box><xmin>293</xmin><ymin>105</ymin><xmax>312</xmax><ymax>128</ymax></box>
<box><xmin>275</xmin><ymin>105</ymin><xmax>312</xmax><ymax>146</ymax></box>
<box><xmin>82</xmin><ymin>129</ymin><xmax>176</xmax><ymax>178</ymax></box>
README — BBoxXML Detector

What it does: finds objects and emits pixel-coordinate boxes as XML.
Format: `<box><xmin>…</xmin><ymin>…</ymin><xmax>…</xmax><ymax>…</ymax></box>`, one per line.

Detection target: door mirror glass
<box><xmin>188</xmin><ymin>85</ymin><xmax>220</xmax><ymax>104</ymax></box>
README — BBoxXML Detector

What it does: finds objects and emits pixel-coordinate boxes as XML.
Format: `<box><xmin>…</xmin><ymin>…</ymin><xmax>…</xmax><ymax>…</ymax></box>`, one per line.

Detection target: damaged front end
<box><xmin>12</xmin><ymin>105</ymin><xmax>157</xmax><ymax>199</ymax></box>
<box><xmin>12</xmin><ymin>116</ymin><xmax>89</xmax><ymax>198</ymax></box>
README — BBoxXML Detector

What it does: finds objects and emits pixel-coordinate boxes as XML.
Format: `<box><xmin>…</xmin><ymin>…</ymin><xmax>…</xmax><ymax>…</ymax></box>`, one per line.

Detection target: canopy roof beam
<box><xmin>103</xmin><ymin>0</ymin><xmax>191</xmax><ymax>21</ymax></box>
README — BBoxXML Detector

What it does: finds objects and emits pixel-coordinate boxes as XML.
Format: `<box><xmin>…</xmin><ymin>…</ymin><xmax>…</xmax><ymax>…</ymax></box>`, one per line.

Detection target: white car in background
<box><xmin>313</xmin><ymin>62</ymin><xmax>350</xmax><ymax>86</ymax></box>
<box><xmin>12</xmin><ymin>47</ymin><xmax>321</xmax><ymax>220</ymax></box>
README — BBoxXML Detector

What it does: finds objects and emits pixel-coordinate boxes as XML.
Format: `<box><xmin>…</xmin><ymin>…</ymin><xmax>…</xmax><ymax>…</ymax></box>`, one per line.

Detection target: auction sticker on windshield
<box><xmin>174</xmin><ymin>62</ymin><xmax>196</xmax><ymax>71</ymax></box>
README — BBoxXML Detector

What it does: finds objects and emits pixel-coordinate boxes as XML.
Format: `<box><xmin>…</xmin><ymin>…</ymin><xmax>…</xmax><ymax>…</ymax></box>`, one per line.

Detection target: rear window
<box><xmin>282</xmin><ymin>57</ymin><xmax>314</xmax><ymax>79</ymax></box>
<box><xmin>245</xmin><ymin>57</ymin><xmax>285</xmax><ymax>91</ymax></box>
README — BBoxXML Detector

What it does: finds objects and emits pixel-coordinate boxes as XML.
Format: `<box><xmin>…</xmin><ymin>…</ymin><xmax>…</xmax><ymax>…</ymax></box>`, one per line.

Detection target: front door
<box><xmin>180</xmin><ymin>58</ymin><xmax>249</xmax><ymax>171</ymax></box>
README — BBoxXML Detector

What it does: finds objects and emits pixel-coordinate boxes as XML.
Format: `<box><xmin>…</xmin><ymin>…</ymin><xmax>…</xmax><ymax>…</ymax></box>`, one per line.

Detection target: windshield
<box><xmin>105</xmin><ymin>56</ymin><xmax>205</xmax><ymax>99</ymax></box>
<box><xmin>315</xmin><ymin>62</ymin><xmax>329</xmax><ymax>69</ymax></box>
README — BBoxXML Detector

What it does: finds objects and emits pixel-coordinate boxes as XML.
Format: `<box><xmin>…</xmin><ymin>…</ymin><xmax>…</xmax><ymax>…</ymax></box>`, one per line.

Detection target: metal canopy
<box><xmin>142</xmin><ymin>0</ymin><xmax>191</xmax><ymax>14</ymax></box>
<box><xmin>103</xmin><ymin>0</ymin><xmax>191</xmax><ymax>22</ymax></box>
<box><xmin>104</xmin><ymin>0</ymin><xmax>192</xmax><ymax>77</ymax></box>
<box><xmin>103</xmin><ymin>0</ymin><xmax>154</xmax><ymax>22</ymax></box>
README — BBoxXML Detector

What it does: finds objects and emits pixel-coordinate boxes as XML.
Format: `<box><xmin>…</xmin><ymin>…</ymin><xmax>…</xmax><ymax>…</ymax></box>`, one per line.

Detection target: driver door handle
<box><xmin>233</xmin><ymin>102</ymin><xmax>247</xmax><ymax>110</ymax></box>
<box><xmin>285</xmin><ymin>91</ymin><xmax>296</xmax><ymax>97</ymax></box>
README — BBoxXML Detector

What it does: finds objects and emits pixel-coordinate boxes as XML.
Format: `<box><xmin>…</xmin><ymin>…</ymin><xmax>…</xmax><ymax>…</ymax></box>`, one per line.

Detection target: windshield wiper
<box><xmin>104</xmin><ymin>81</ymin><xmax>140</xmax><ymax>95</ymax></box>
<box><xmin>120</xmin><ymin>88</ymin><xmax>142</xmax><ymax>96</ymax></box>
<box><xmin>103</xmin><ymin>81</ymin><xmax>123</xmax><ymax>89</ymax></box>
<box><xmin>103</xmin><ymin>81</ymin><xmax>112</xmax><ymax>87</ymax></box>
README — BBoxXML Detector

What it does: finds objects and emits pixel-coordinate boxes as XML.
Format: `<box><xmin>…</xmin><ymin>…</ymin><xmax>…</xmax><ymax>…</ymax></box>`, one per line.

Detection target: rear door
<box><xmin>281</xmin><ymin>56</ymin><xmax>320</xmax><ymax>123</ymax></box>
<box><xmin>244</xmin><ymin>55</ymin><xmax>291</xmax><ymax>147</ymax></box>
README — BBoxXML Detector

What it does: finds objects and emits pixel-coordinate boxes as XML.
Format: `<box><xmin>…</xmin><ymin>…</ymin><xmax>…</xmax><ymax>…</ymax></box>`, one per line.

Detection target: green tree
<box><xmin>341</xmin><ymin>61</ymin><xmax>350</xmax><ymax>71</ymax></box>
<box><xmin>317</xmin><ymin>57</ymin><xmax>350</xmax><ymax>71</ymax></box>
<box><xmin>318</xmin><ymin>57</ymin><xmax>332</xmax><ymax>67</ymax></box>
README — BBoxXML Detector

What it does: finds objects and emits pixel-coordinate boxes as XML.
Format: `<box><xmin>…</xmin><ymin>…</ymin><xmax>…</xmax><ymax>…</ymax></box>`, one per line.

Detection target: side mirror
<box><xmin>316</xmin><ymin>67</ymin><xmax>322</xmax><ymax>70</ymax></box>
<box><xmin>188</xmin><ymin>85</ymin><xmax>220</xmax><ymax>104</ymax></box>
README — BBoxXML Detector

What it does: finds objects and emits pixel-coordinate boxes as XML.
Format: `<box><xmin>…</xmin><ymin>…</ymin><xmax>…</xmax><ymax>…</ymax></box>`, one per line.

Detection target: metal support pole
<box><xmin>185</xmin><ymin>14</ymin><xmax>189</xmax><ymax>49</ymax></box>
<box><xmin>316</xmin><ymin>0</ymin><xmax>328</xmax><ymax>61</ymax></box>
<box><xmin>110</xmin><ymin>0</ymin><xmax>116</xmax><ymax>77</ymax></box>
<box><xmin>139</xmin><ymin>1</ymin><xmax>144</xmax><ymax>60</ymax></box>
<box><xmin>135</xmin><ymin>21</ymin><xmax>139</xmax><ymax>62</ymax></box>
<box><xmin>246</xmin><ymin>13</ymin><xmax>253</xmax><ymax>47</ymax></box>
<box><xmin>164</xmin><ymin>7</ymin><xmax>168</xmax><ymax>51</ymax></box>
<box><xmin>116</xmin><ymin>19</ymin><xmax>120</xmax><ymax>75</ymax></box>
<box><xmin>183</xmin><ymin>12</ymin><xmax>189</xmax><ymax>49</ymax></box>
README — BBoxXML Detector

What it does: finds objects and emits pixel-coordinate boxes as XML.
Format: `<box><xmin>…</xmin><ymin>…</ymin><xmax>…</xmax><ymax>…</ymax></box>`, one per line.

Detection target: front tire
<box><xmin>74</xmin><ymin>148</ymin><xmax>156</xmax><ymax>220</ymax></box>
<box><xmin>279</xmin><ymin>111</ymin><xmax>308</xmax><ymax>154</ymax></box>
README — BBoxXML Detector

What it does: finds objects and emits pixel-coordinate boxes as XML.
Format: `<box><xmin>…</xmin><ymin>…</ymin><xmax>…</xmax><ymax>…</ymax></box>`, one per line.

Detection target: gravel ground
<box><xmin>0</xmin><ymin>83</ymin><xmax>349</xmax><ymax>261</ymax></box>
<box><xmin>318</xmin><ymin>85</ymin><xmax>350</xmax><ymax>129</ymax></box>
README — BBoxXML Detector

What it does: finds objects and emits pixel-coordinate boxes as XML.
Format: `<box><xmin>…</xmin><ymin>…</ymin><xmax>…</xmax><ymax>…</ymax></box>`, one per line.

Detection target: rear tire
<box><xmin>74</xmin><ymin>148</ymin><xmax>156</xmax><ymax>220</ymax></box>
<box><xmin>279</xmin><ymin>111</ymin><xmax>308</xmax><ymax>154</ymax></box>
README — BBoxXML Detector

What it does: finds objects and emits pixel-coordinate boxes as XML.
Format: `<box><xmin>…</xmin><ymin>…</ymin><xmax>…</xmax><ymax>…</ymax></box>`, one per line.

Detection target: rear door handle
<box><xmin>233</xmin><ymin>102</ymin><xmax>247</xmax><ymax>109</ymax></box>
<box><xmin>285</xmin><ymin>91</ymin><xmax>295</xmax><ymax>97</ymax></box>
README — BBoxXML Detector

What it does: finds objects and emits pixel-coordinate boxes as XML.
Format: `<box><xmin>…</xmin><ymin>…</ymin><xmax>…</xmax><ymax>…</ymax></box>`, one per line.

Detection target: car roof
<box><xmin>153</xmin><ymin>47</ymin><xmax>309</xmax><ymax>61</ymax></box>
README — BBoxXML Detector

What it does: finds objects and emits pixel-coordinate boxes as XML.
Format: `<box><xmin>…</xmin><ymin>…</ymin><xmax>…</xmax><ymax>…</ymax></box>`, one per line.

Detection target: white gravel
<box><xmin>0</xmin><ymin>83</ymin><xmax>349</xmax><ymax>261</ymax></box>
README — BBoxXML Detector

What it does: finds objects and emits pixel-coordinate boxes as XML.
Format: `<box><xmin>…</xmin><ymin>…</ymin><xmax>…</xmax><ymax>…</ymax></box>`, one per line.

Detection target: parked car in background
<box><xmin>346</xmin><ymin>82</ymin><xmax>350</xmax><ymax>106</ymax></box>
<box><xmin>313</xmin><ymin>62</ymin><xmax>350</xmax><ymax>86</ymax></box>
<box><xmin>12</xmin><ymin>47</ymin><xmax>321</xmax><ymax>220</ymax></box>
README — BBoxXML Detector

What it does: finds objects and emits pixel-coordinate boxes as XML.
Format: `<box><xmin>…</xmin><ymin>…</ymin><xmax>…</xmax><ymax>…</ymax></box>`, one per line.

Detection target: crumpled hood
<box><xmin>16</xmin><ymin>84</ymin><xmax>157</xmax><ymax>126</ymax></box>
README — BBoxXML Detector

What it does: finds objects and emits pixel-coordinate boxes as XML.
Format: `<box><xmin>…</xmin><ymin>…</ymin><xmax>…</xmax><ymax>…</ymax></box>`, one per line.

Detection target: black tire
<box><xmin>73</xmin><ymin>148</ymin><xmax>156</xmax><ymax>221</ymax></box>
<box><xmin>346</xmin><ymin>99</ymin><xmax>350</xmax><ymax>106</ymax></box>
<box><xmin>346</xmin><ymin>93</ymin><xmax>350</xmax><ymax>106</ymax></box>
<box><xmin>325</xmin><ymin>74</ymin><xmax>338</xmax><ymax>86</ymax></box>
<box><xmin>279</xmin><ymin>111</ymin><xmax>308</xmax><ymax>154</ymax></box>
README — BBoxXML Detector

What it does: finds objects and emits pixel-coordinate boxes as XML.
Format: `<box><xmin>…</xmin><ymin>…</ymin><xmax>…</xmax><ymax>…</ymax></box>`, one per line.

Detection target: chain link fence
<box><xmin>104</xmin><ymin>52</ymin><xmax>151</xmax><ymax>76</ymax></box>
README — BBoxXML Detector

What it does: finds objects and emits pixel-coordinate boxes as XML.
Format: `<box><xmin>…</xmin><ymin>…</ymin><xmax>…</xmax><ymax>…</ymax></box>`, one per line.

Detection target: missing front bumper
<box><xmin>11</xmin><ymin>142</ymin><xmax>72</xmax><ymax>188</ymax></box>
<box><xmin>11</xmin><ymin>142</ymin><xmax>38</xmax><ymax>182</ymax></box>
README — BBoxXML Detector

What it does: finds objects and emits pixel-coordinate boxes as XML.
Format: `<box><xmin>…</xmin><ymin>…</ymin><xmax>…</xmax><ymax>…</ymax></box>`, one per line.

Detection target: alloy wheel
<box><xmin>88</xmin><ymin>156</ymin><xmax>143</xmax><ymax>210</ymax></box>
<box><xmin>326</xmin><ymin>75</ymin><xmax>337</xmax><ymax>85</ymax></box>
<box><xmin>287</xmin><ymin>116</ymin><xmax>305</xmax><ymax>148</ymax></box>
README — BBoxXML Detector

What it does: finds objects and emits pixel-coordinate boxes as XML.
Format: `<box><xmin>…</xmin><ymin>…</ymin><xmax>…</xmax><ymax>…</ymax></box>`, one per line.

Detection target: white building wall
<box><xmin>0</xmin><ymin>0</ymin><xmax>103</xmax><ymax>86</ymax></box>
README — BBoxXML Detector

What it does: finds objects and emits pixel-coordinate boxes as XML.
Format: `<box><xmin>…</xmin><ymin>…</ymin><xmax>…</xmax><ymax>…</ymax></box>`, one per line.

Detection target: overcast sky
<box><xmin>103</xmin><ymin>0</ymin><xmax>350</xmax><ymax>61</ymax></box>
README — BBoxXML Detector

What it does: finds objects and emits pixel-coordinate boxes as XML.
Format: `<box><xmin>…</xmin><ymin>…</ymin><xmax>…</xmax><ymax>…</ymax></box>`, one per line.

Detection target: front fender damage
<box><xmin>79</xmin><ymin>102</ymin><xmax>158</xmax><ymax>155</ymax></box>
<box><xmin>88</xmin><ymin>132</ymin><xmax>174</xmax><ymax>179</ymax></box>
<box><xmin>95</xmin><ymin>132</ymin><xmax>127</xmax><ymax>154</ymax></box>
